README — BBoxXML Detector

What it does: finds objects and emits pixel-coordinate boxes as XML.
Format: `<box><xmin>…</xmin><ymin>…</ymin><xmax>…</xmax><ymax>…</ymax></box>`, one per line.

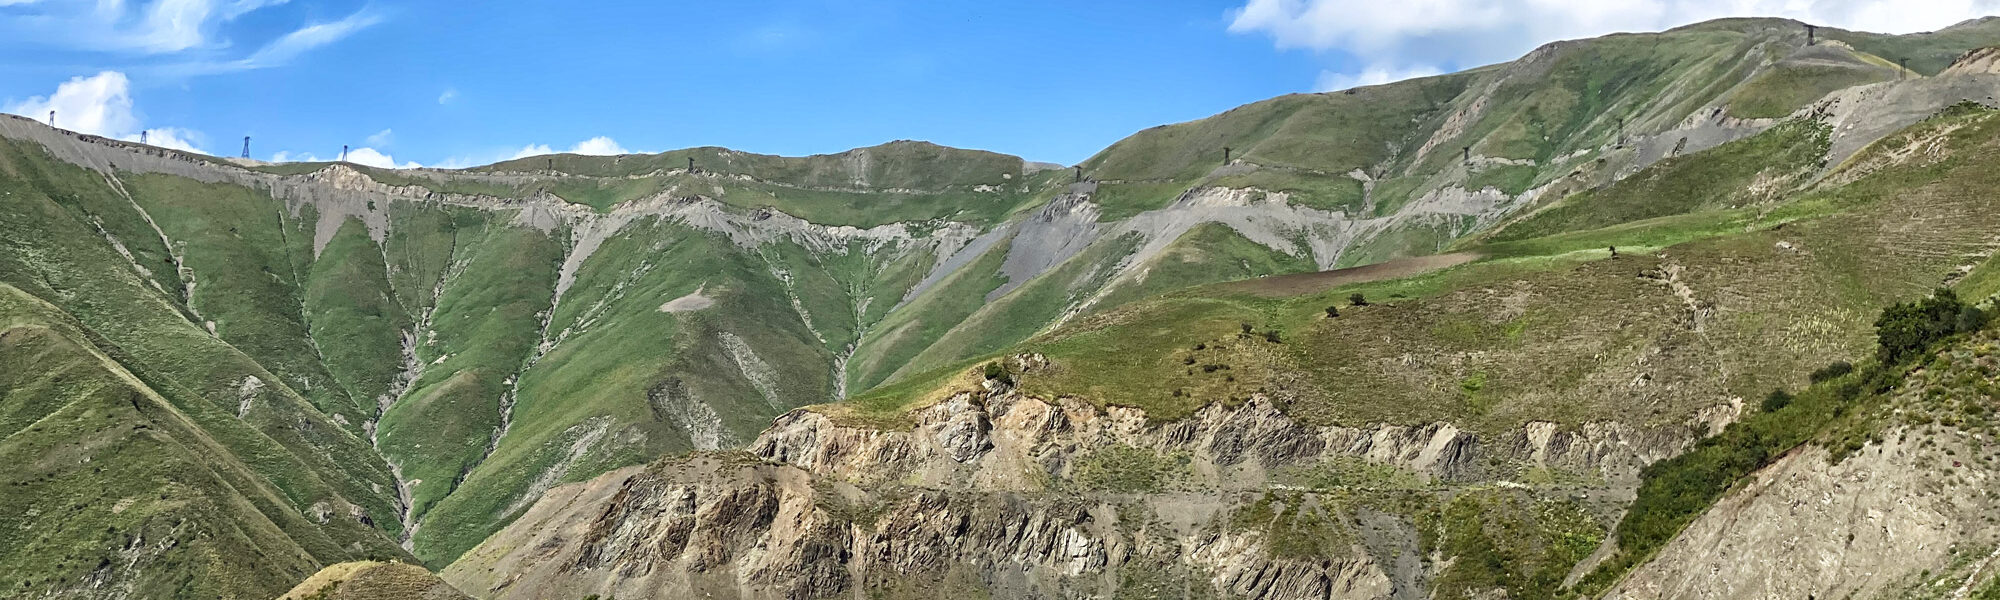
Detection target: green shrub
<box><xmin>1575</xmin><ymin>341</ymin><xmax>1905</xmax><ymax>594</ymax></box>
<box><xmin>1349</xmin><ymin>292</ymin><xmax>1369</xmax><ymax>306</ymax></box>
<box><xmin>1325</xmin><ymin>305</ymin><xmax>1340</xmax><ymax>318</ymax></box>
<box><xmin>1958</xmin><ymin>305</ymin><xmax>1990</xmax><ymax>333</ymax></box>
<box><xmin>981</xmin><ymin>362</ymin><xmax>1011</xmax><ymax>384</ymax></box>
<box><xmin>1808</xmin><ymin>361</ymin><xmax>1853</xmax><ymax>383</ymax></box>
<box><xmin>1760</xmin><ymin>389</ymin><xmax>1793</xmax><ymax>413</ymax></box>
<box><xmin>1876</xmin><ymin>289</ymin><xmax>1966</xmax><ymax>365</ymax></box>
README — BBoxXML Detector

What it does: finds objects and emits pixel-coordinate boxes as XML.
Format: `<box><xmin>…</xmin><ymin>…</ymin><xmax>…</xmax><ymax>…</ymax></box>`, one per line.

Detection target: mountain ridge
<box><xmin>5</xmin><ymin>16</ymin><xmax>2000</xmax><ymax>599</ymax></box>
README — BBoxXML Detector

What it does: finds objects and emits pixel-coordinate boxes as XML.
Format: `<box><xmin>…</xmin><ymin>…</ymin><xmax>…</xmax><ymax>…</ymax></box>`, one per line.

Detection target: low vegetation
<box><xmin>1572</xmin><ymin>289</ymin><xmax>1994</xmax><ymax>596</ymax></box>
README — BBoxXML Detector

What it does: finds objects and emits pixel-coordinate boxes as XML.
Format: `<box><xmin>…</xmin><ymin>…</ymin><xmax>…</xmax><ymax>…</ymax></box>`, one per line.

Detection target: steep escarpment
<box><xmin>279</xmin><ymin>561</ymin><xmax>472</xmax><ymax>600</ymax></box>
<box><xmin>856</xmin><ymin>20</ymin><xmax>2000</xmax><ymax>384</ymax></box>
<box><xmin>1607</xmin><ymin>327</ymin><xmax>2000</xmax><ymax>599</ymax></box>
<box><xmin>447</xmin><ymin>383</ymin><xmax>1728</xmax><ymax>600</ymax></box>
<box><xmin>9</xmin><ymin>17</ymin><xmax>2000</xmax><ymax>598</ymax></box>
<box><xmin>449</xmin><ymin>92</ymin><xmax>2000</xmax><ymax>600</ymax></box>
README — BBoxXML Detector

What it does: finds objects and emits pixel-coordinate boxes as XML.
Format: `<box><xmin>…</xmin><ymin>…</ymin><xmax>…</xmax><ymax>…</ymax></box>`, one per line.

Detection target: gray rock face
<box><xmin>446</xmin><ymin>378</ymin><xmax>1731</xmax><ymax>600</ymax></box>
<box><xmin>1810</xmin><ymin>73</ymin><xmax>2000</xmax><ymax>165</ymax></box>
<box><xmin>931</xmin><ymin>394</ymin><xmax>993</xmax><ymax>463</ymax></box>
<box><xmin>1608</xmin><ymin>427</ymin><xmax>2000</xmax><ymax>600</ymax></box>
<box><xmin>991</xmin><ymin>193</ymin><xmax>1104</xmax><ymax>301</ymax></box>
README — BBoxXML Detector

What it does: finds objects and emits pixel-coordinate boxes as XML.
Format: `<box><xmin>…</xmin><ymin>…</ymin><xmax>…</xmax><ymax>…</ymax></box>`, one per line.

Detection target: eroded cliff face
<box><xmin>1606</xmin><ymin>427</ymin><xmax>2000</xmax><ymax>600</ymax></box>
<box><xmin>445</xmin><ymin>364</ymin><xmax>1737</xmax><ymax>600</ymax></box>
<box><xmin>1605</xmin><ymin>331</ymin><xmax>2000</xmax><ymax>600</ymax></box>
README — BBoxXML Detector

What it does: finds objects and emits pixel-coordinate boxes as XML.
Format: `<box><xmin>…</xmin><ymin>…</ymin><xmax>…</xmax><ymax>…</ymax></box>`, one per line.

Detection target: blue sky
<box><xmin>3</xmin><ymin>1</ymin><xmax>1995</xmax><ymax>168</ymax></box>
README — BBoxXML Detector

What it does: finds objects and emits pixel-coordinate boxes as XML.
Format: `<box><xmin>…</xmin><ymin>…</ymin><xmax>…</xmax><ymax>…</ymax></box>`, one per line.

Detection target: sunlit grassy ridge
<box><xmin>833</xmin><ymin>105</ymin><xmax>2000</xmax><ymax>437</ymax></box>
<box><xmin>1482</xmin><ymin>120</ymin><xmax>1832</xmax><ymax>242</ymax></box>
<box><xmin>0</xmin><ymin>285</ymin><xmax>403</xmax><ymax>598</ymax></box>
<box><xmin>0</xmin><ymin>140</ymin><xmax>413</xmax><ymax>596</ymax></box>
<box><xmin>5</xmin><ymin>17</ymin><xmax>2000</xmax><ymax>597</ymax></box>
<box><xmin>807</xmin><ymin>103</ymin><xmax>2000</xmax><ymax>600</ymax></box>
<box><xmin>829</xmin><ymin>19</ymin><xmax>2000</xmax><ymax>391</ymax></box>
<box><xmin>469</xmin><ymin>140</ymin><xmax>1073</xmax><ymax>224</ymax></box>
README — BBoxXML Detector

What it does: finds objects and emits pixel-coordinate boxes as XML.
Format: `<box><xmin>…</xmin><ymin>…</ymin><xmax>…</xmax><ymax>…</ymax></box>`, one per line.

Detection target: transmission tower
<box><xmin>242</xmin><ymin>136</ymin><xmax>251</xmax><ymax>159</ymax></box>
<box><xmin>140</xmin><ymin>131</ymin><xmax>148</xmax><ymax>144</ymax></box>
<box><xmin>47</xmin><ymin>111</ymin><xmax>54</xmax><ymax>128</ymax></box>
<box><xmin>340</xmin><ymin>145</ymin><xmax>348</xmax><ymax>162</ymax></box>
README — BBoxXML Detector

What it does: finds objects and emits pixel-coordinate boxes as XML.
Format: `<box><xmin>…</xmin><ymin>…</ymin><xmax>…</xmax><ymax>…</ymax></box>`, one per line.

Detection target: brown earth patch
<box><xmin>1222</xmin><ymin>252</ymin><xmax>1483</xmax><ymax>297</ymax></box>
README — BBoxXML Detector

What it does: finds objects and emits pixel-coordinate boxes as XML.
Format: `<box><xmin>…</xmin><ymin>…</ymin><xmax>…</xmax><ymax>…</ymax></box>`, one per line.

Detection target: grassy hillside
<box><xmin>0</xmin><ymin>286</ymin><xmax>405</xmax><ymax>598</ymax></box>
<box><xmin>6</xmin><ymin>17</ymin><xmax>2000</xmax><ymax>595</ymax></box>
<box><xmin>1483</xmin><ymin>120</ymin><xmax>1831</xmax><ymax>242</ymax></box>
<box><xmin>1724</xmin><ymin>51</ymin><xmax>1899</xmax><ymax>119</ymax></box>
<box><xmin>1826</xmin><ymin>16</ymin><xmax>2000</xmax><ymax>75</ymax></box>
<box><xmin>467</xmin><ymin>141</ymin><xmax>1071</xmax><ymax>225</ymax></box>
<box><xmin>1069</xmin><ymin>20</ymin><xmax>1807</xmax><ymax>224</ymax></box>
<box><xmin>822</xmin><ymin>102</ymin><xmax>2000</xmax><ymax>599</ymax></box>
<box><xmin>833</xmin><ymin>17</ymin><xmax>1992</xmax><ymax>393</ymax></box>
<box><xmin>279</xmin><ymin>561</ymin><xmax>471</xmax><ymax>600</ymax></box>
<box><xmin>0</xmin><ymin>139</ymin><xmax>414</xmax><ymax>597</ymax></box>
<box><xmin>836</xmin><ymin>104</ymin><xmax>2000</xmax><ymax>433</ymax></box>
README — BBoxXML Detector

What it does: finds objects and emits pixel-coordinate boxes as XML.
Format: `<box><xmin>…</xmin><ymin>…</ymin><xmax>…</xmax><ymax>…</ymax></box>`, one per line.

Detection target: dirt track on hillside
<box><xmin>1221</xmin><ymin>252</ymin><xmax>1483</xmax><ymax>297</ymax></box>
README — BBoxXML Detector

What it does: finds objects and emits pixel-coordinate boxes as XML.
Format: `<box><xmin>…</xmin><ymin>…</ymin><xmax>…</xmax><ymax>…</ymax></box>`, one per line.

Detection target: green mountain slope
<box><xmin>519</xmin><ymin>95</ymin><xmax>2000</xmax><ymax>600</ymax></box>
<box><xmin>0</xmin><ymin>286</ymin><xmax>400</xmax><ymax>599</ymax></box>
<box><xmin>838</xmin><ymin>19</ymin><xmax>2000</xmax><ymax>391</ymax></box>
<box><xmin>5</xmin><ymin>18</ymin><xmax>2000</xmax><ymax>596</ymax></box>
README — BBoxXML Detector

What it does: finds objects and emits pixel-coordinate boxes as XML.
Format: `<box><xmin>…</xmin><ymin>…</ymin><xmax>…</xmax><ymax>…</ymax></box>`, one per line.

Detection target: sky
<box><xmin>2</xmin><ymin>1</ymin><xmax>1996</xmax><ymax>168</ymax></box>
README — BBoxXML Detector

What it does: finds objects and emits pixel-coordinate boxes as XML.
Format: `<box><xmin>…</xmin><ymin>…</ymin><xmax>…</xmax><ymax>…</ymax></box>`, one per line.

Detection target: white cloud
<box><xmin>132</xmin><ymin>0</ymin><xmax>219</xmax><ymax>53</ymax></box>
<box><xmin>569</xmin><ymin>136</ymin><xmax>629</xmax><ymax>155</ymax></box>
<box><xmin>270</xmin><ymin>137</ymin><xmax>636</xmax><ymax>171</ymax></box>
<box><xmin>120</xmin><ymin>127</ymin><xmax>205</xmax><ymax>153</ymax></box>
<box><xmin>510</xmin><ymin>136</ymin><xmax>633</xmax><ymax>159</ymax></box>
<box><xmin>0</xmin><ymin>0</ymin><xmax>290</xmax><ymax>54</ymax></box>
<box><xmin>1230</xmin><ymin>0</ymin><xmax>2000</xmax><ymax>86</ymax></box>
<box><xmin>342</xmin><ymin>147</ymin><xmax>421</xmax><ymax>169</ymax></box>
<box><xmin>234</xmin><ymin>10</ymin><xmax>381</xmax><ymax>68</ymax></box>
<box><xmin>437</xmin><ymin>88</ymin><xmax>458</xmax><ymax>104</ymax></box>
<box><xmin>366</xmin><ymin>128</ymin><xmax>394</xmax><ymax>147</ymax></box>
<box><xmin>221</xmin><ymin>0</ymin><xmax>288</xmax><ymax>20</ymax></box>
<box><xmin>1315</xmin><ymin>63</ymin><xmax>1444</xmax><ymax>91</ymax></box>
<box><xmin>6</xmin><ymin>71</ymin><xmax>210</xmax><ymax>154</ymax></box>
<box><xmin>6</xmin><ymin>71</ymin><xmax>139</xmax><ymax>136</ymax></box>
<box><xmin>270</xmin><ymin>147</ymin><xmax>420</xmax><ymax>169</ymax></box>
<box><xmin>0</xmin><ymin>2</ymin><xmax>378</xmax><ymax>75</ymax></box>
<box><xmin>270</xmin><ymin>148</ymin><xmax>422</xmax><ymax>169</ymax></box>
<box><xmin>510</xmin><ymin>144</ymin><xmax>555</xmax><ymax>158</ymax></box>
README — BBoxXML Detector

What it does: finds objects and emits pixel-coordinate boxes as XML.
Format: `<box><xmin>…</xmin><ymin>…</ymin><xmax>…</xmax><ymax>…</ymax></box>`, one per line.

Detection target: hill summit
<box><xmin>4</xmin><ymin>16</ymin><xmax>2000</xmax><ymax>600</ymax></box>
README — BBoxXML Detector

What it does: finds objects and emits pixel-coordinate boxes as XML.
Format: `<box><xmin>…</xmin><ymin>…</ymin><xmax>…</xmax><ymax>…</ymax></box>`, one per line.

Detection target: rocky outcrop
<box><xmin>445</xmin><ymin>452</ymin><xmax>1401</xmax><ymax>600</ymax></box>
<box><xmin>752</xmin><ymin>386</ymin><xmax>1731</xmax><ymax>492</ymax></box>
<box><xmin>1943</xmin><ymin>47</ymin><xmax>2000</xmax><ymax>76</ymax></box>
<box><xmin>1807</xmin><ymin>65</ymin><xmax>2000</xmax><ymax>166</ymax></box>
<box><xmin>446</xmin><ymin>374</ymin><xmax>1732</xmax><ymax>600</ymax></box>
<box><xmin>279</xmin><ymin>561</ymin><xmax>472</xmax><ymax>600</ymax></box>
<box><xmin>1607</xmin><ymin>427</ymin><xmax>2000</xmax><ymax>600</ymax></box>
